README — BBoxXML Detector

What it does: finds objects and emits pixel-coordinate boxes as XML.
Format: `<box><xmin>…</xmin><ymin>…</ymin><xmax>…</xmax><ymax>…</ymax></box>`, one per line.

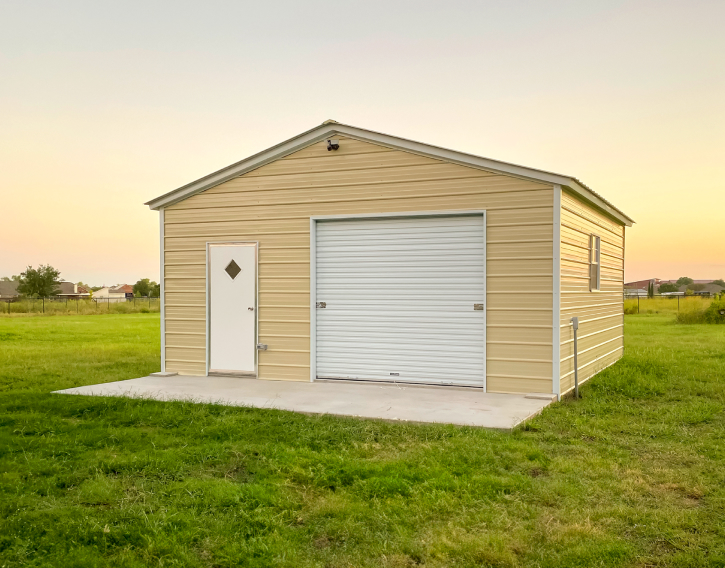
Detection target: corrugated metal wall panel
<box><xmin>315</xmin><ymin>215</ymin><xmax>485</xmax><ymax>387</ymax></box>
<box><xmin>559</xmin><ymin>190</ymin><xmax>625</xmax><ymax>394</ymax></box>
<box><xmin>167</xmin><ymin>180</ymin><xmax>550</xmax><ymax>213</ymax></box>
<box><xmin>487</xmin><ymin>376</ymin><xmax>552</xmax><ymax>394</ymax></box>
<box><xmin>162</xmin><ymin>135</ymin><xmax>557</xmax><ymax>391</ymax></box>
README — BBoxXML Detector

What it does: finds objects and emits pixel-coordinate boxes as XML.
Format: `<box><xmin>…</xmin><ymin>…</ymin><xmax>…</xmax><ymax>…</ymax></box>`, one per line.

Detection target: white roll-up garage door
<box><xmin>314</xmin><ymin>214</ymin><xmax>485</xmax><ymax>387</ymax></box>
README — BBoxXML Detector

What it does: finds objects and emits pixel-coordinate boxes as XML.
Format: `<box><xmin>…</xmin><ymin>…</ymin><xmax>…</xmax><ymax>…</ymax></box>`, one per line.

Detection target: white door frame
<box><xmin>310</xmin><ymin>210</ymin><xmax>487</xmax><ymax>391</ymax></box>
<box><xmin>206</xmin><ymin>241</ymin><xmax>259</xmax><ymax>377</ymax></box>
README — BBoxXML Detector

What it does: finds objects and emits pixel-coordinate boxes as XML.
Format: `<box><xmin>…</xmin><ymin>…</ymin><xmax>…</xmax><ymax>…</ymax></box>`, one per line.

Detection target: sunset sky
<box><xmin>1</xmin><ymin>1</ymin><xmax>723</xmax><ymax>285</ymax></box>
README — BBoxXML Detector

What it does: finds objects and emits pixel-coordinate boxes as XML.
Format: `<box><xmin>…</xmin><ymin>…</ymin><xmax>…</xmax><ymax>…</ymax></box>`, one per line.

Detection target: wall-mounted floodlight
<box><xmin>327</xmin><ymin>139</ymin><xmax>340</xmax><ymax>151</ymax></box>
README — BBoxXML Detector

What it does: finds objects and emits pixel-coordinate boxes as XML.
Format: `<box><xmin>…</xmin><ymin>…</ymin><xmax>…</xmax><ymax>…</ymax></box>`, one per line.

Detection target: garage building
<box><xmin>146</xmin><ymin>121</ymin><xmax>634</xmax><ymax>398</ymax></box>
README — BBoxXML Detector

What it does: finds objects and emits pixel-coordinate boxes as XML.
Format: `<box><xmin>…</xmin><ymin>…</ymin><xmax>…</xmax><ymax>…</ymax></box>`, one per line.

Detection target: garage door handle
<box><xmin>316</xmin><ymin>302</ymin><xmax>326</xmax><ymax>308</ymax></box>
<box><xmin>474</xmin><ymin>304</ymin><xmax>483</xmax><ymax>310</ymax></box>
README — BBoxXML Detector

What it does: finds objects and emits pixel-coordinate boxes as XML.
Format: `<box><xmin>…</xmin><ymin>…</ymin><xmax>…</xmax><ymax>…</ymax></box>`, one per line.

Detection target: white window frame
<box><xmin>589</xmin><ymin>234</ymin><xmax>601</xmax><ymax>291</ymax></box>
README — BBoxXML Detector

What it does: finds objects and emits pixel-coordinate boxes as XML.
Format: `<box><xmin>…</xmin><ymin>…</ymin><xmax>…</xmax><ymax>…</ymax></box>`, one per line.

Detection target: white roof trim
<box><xmin>146</xmin><ymin>121</ymin><xmax>634</xmax><ymax>226</ymax></box>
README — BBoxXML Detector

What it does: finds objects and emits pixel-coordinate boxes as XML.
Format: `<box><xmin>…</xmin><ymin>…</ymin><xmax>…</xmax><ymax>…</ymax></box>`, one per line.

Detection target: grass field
<box><xmin>1</xmin><ymin>298</ymin><xmax>160</xmax><ymax>316</ymax></box>
<box><xmin>1</xmin><ymin>314</ymin><xmax>724</xmax><ymax>567</ymax></box>
<box><xmin>623</xmin><ymin>295</ymin><xmax>713</xmax><ymax>315</ymax></box>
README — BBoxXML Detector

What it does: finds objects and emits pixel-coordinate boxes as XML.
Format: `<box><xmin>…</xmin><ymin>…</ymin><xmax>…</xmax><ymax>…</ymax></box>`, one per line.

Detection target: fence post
<box><xmin>638</xmin><ymin>295</ymin><xmax>640</xmax><ymax>314</ymax></box>
<box><xmin>43</xmin><ymin>297</ymin><xmax>45</xmax><ymax>313</ymax></box>
<box><xmin>570</xmin><ymin>317</ymin><xmax>580</xmax><ymax>399</ymax></box>
<box><xmin>678</xmin><ymin>296</ymin><xmax>680</xmax><ymax>311</ymax></box>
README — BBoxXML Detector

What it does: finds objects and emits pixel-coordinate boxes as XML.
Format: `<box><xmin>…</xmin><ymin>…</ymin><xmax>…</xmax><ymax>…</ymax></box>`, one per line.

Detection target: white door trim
<box><xmin>310</xmin><ymin>209</ymin><xmax>487</xmax><ymax>389</ymax></box>
<box><xmin>309</xmin><ymin>218</ymin><xmax>317</xmax><ymax>382</ymax></box>
<box><xmin>206</xmin><ymin>241</ymin><xmax>259</xmax><ymax>377</ymax></box>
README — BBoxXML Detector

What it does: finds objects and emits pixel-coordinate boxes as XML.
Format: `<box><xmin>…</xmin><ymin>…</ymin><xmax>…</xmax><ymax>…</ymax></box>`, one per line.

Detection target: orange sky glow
<box><xmin>1</xmin><ymin>1</ymin><xmax>723</xmax><ymax>286</ymax></box>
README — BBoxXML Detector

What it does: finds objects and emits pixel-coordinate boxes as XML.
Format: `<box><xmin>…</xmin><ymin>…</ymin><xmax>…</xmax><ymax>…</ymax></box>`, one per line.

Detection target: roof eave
<box><xmin>561</xmin><ymin>180</ymin><xmax>635</xmax><ymax>227</ymax></box>
<box><xmin>146</xmin><ymin>121</ymin><xmax>634</xmax><ymax>227</ymax></box>
<box><xmin>145</xmin><ymin>124</ymin><xmax>340</xmax><ymax>210</ymax></box>
<box><xmin>332</xmin><ymin>124</ymin><xmax>635</xmax><ymax>226</ymax></box>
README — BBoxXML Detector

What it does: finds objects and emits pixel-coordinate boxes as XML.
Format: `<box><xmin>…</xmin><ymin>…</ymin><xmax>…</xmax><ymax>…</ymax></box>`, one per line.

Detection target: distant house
<box><xmin>55</xmin><ymin>282</ymin><xmax>91</xmax><ymax>299</ymax></box>
<box><xmin>1</xmin><ymin>280</ymin><xmax>89</xmax><ymax>299</ymax></box>
<box><xmin>623</xmin><ymin>288</ymin><xmax>649</xmax><ymax>298</ymax></box>
<box><xmin>659</xmin><ymin>279</ymin><xmax>715</xmax><ymax>286</ymax></box>
<box><xmin>114</xmin><ymin>284</ymin><xmax>134</xmax><ymax>297</ymax></box>
<box><xmin>678</xmin><ymin>283</ymin><xmax>724</xmax><ymax>296</ymax></box>
<box><xmin>624</xmin><ymin>278</ymin><xmax>660</xmax><ymax>291</ymax></box>
<box><xmin>0</xmin><ymin>281</ymin><xmax>19</xmax><ymax>299</ymax></box>
<box><xmin>94</xmin><ymin>284</ymin><xmax>133</xmax><ymax>303</ymax></box>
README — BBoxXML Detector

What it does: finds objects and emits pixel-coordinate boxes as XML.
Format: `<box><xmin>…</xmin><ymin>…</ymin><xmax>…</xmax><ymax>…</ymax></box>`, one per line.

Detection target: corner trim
<box><xmin>552</xmin><ymin>185</ymin><xmax>562</xmax><ymax>399</ymax></box>
<box><xmin>159</xmin><ymin>209</ymin><xmax>165</xmax><ymax>372</ymax></box>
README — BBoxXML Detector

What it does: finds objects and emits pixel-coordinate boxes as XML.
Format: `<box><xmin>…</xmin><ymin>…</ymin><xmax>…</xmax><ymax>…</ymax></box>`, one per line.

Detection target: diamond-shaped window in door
<box><xmin>225</xmin><ymin>259</ymin><xmax>242</xmax><ymax>280</ymax></box>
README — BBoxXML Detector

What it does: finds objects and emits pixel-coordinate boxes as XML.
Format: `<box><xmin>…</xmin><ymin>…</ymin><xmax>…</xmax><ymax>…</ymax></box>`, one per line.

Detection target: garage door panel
<box><xmin>315</xmin><ymin>214</ymin><xmax>485</xmax><ymax>387</ymax></box>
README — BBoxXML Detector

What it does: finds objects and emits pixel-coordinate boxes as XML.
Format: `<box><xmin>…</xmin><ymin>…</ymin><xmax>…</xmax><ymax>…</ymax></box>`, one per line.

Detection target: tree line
<box><xmin>657</xmin><ymin>277</ymin><xmax>725</xmax><ymax>294</ymax></box>
<box><xmin>1</xmin><ymin>265</ymin><xmax>160</xmax><ymax>298</ymax></box>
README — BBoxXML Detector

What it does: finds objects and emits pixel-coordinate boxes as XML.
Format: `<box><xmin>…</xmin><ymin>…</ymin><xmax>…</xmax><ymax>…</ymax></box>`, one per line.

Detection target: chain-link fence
<box><xmin>623</xmin><ymin>293</ymin><xmax>717</xmax><ymax>315</ymax></box>
<box><xmin>1</xmin><ymin>297</ymin><xmax>160</xmax><ymax>315</ymax></box>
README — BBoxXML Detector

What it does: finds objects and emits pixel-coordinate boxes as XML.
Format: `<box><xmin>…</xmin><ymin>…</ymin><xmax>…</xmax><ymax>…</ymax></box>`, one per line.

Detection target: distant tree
<box><xmin>711</xmin><ymin>279</ymin><xmax>725</xmax><ymax>287</ymax></box>
<box><xmin>91</xmin><ymin>286</ymin><xmax>102</xmax><ymax>292</ymax></box>
<box><xmin>647</xmin><ymin>281</ymin><xmax>654</xmax><ymax>298</ymax></box>
<box><xmin>133</xmin><ymin>279</ymin><xmax>150</xmax><ymax>297</ymax></box>
<box><xmin>658</xmin><ymin>282</ymin><xmax>679</xmax><ymax>293</ymax></box>
<box><xmin>16</xmin><ymin>265</ymin><xmax>61</xmax><ymax>297</ymax></box>
<box><xmin>1</xmin><ymin>275</ymin><xmax>21</xmax><ymax>282</ymax></box>
<box><xmin>133</xmin><ymin>278</ymin><xmax>159</xmax><ymax>297</ymax></box>
<box><xmin>676</xmin><ymin>276</ymin><xmax>694</xmax><ymax>286</ymax></box>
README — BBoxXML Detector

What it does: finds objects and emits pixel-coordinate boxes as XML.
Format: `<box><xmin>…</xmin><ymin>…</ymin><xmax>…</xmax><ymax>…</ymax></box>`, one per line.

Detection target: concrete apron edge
<box><xmin>53</xmin><ymin>376</ymin><xmax>556</xmax><ymax>430</ymax></box>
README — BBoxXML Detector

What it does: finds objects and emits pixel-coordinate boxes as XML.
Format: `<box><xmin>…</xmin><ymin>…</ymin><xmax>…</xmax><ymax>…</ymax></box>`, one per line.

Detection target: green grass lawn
<box><xmin>1</xmin><ymin>314</ymin><xmax>724</xmax><ymax>567</ymax></box>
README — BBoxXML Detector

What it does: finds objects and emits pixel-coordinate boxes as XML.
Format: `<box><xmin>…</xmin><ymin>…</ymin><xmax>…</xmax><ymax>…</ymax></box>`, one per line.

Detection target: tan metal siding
<box><xmin>163</xmin><ymin>136</ymin><xmax>555</xmax><ymax>394</ymax></box>
<box><xmin>559</xmin><ymin>190</ymin><xmax>625</xmax><ymax>394</ymax></box>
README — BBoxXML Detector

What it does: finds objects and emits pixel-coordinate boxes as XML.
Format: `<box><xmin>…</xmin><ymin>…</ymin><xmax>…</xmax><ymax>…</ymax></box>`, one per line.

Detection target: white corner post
<box><xmin>552</xmin><ymin>185</ymin><xmax>562</xmax><ymax>399</ymax></box>
<box><xmin>482</xmin><ymin>210</ymin><xmax>487</xmax><ymax>392</ymax></box>
<box><xmin>159</xmin><ymin>209</ymin><xmax>166</xmax><ymax>372</ymax></box>
<box><xmin>309</xmin><ymin>217</ymin><xmax>317</xmax><ymax>382</ymax></box>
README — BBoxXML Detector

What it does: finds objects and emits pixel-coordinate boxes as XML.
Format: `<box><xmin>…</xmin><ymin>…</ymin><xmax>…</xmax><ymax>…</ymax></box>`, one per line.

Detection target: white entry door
<box><xmin>209</xmin><ymin>243</ymin><xmax>257</xmax><ymax>375</ymax></box>
<box><xmin>315</xmin><ymin>214</ymin><xmax>485</xmax><ymax>387</ymax></box>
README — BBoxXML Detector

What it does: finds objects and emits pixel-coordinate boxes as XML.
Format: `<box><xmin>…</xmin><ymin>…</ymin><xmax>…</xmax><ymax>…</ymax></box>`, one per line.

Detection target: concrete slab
<box><xmin>54</xmin><ymin>376</ymin><xmax>556</xmax><ymax>429</ymax></box>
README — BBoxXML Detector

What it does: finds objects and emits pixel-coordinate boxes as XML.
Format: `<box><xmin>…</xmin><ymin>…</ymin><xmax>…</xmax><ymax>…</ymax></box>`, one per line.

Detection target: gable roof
<box><xmin>146</xmin><ymin>120</ymin><xmax>634</xmax><ymax>226</ymax></box>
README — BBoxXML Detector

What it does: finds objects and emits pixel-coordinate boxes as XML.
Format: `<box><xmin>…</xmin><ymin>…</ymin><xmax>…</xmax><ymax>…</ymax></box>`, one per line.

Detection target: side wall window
<box><xmin>590</xmin><ymin>234</ymin><xmax>601</xmax><ymax>291</ymax></box>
